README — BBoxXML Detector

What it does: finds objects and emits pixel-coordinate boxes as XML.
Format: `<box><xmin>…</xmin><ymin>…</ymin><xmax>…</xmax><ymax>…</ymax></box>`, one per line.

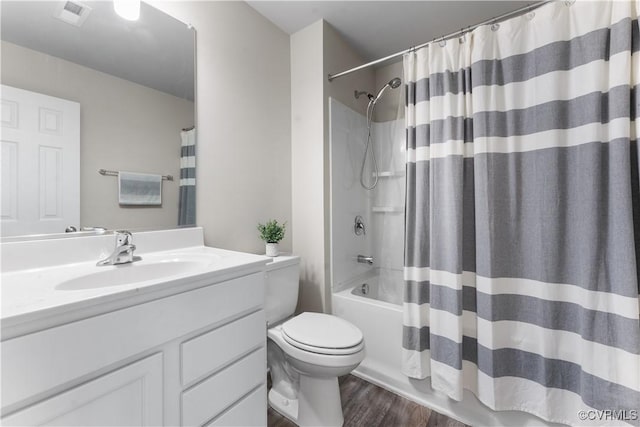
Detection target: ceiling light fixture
<box><xmin>113</xmin><ymin>0</ymin><xmax>140</xmax><ymax>21</ymax></box>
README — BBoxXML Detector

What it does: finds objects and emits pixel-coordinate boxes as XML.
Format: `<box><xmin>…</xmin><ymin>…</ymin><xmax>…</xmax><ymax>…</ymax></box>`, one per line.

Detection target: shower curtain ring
<box><xmin>438</xmin><ymin>36</ymin><xmax>446</xmax><ymax>47</ymax></box>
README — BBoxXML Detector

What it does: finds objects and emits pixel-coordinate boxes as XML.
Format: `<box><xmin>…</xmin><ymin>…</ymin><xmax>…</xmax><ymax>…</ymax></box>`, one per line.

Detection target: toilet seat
<box><xmin>281</xmin><ymin>313</ymin><xmax>364</xmax><ymax>355</ymax></box>
<box><xmin>283</xmin><ymin>333</ymin><xmax>365</xmax><ymax>355</ymax></box>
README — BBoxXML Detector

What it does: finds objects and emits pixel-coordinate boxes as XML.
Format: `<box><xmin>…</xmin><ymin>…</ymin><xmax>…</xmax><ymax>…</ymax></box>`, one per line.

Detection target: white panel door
<box><xmin>2</xmin><ymin>353</ymin><xmax>163</xmax><ymax>426</ymax></box>
<box><xmin>0</xmin><ymin>84</ymin><xmax>80</xmax><ymax>237</ymax></box>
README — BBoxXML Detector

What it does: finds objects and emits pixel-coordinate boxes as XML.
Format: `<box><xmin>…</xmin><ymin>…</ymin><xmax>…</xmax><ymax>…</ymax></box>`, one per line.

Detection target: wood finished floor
<box><xmin>268</xmin><ymin>375</ymin><xmax>469</xmax><ymax>427</ymax></box>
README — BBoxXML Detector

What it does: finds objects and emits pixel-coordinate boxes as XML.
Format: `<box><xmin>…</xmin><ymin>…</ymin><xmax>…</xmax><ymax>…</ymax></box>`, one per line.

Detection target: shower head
<box><xmin>371</xmin><ymin>77</ymin><xmax>402</xmax><ymax>105</ymax></box>
<box><xmin>389</xmin><ymin>77</ymin><xmax>402</xmax><ymax>89</ymax></box>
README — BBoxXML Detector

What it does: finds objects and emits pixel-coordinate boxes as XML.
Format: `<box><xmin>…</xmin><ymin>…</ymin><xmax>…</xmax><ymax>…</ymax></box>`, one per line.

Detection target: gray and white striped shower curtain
<box><xmin>179</xmin><ymin>128</ymin><xmax>196</xmax><ymax>226</ymax></box>
<box><xmin>403</xmin><ymin>1</ymin><xmax>640</xmax><ymax>425</ymax></box>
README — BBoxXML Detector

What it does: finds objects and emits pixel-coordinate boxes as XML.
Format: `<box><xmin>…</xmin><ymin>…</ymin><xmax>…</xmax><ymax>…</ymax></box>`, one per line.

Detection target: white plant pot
<box><xmin>266</xmin><ymin>243</ymin><xmax>279</xmax><ymax>257</ymax></box>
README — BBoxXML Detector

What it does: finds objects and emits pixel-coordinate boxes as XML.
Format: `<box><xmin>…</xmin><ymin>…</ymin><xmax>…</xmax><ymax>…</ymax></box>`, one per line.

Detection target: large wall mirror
<box><xmin>1</xmin><ymin>1</ymin><xmax>195</xmax><ymax>239</ymax></box>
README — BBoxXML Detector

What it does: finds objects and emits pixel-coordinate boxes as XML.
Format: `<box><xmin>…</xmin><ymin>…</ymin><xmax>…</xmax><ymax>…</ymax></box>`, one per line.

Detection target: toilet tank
<box><xmin>265</xmin><ymin>255</ymin><xmax>300</xmax><ymax>325</ymax></box>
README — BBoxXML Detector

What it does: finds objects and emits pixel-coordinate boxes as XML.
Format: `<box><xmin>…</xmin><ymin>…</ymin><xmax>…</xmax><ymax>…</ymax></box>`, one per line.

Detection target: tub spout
<box><xmin>357</xmin><ymin>255</ymin><xmax>374</xmax><ymax>265</ymax></box>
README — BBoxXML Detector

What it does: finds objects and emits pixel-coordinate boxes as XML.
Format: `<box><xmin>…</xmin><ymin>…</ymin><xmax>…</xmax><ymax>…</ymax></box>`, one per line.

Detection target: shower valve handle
<box><xmin>354</xmin><ymin>216</ymin><xmax>366</xmax><ymax>236</ymax></box>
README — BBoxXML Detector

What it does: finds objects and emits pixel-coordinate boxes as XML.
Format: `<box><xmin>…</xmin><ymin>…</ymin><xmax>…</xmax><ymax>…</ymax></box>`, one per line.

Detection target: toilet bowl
<box><xmin>268</xmin><ymin>313</ymin><xmax>365</xmax><ymax>426</ymax></box>
<box><xmin>265</xmin><ymin>257</ymin><xmax>365</xmax><ymax>426</ymax></box>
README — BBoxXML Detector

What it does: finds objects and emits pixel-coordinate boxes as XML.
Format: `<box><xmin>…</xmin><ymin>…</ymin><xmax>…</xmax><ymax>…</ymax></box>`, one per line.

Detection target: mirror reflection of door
<box><xmin>1</xmin><ymin>84</ymin><xmax>80</xmax><ymax>237</ymax></box>
<box><xmin>0</xmin><ymin>1</ymin><xmax>195</xmax><ymax>238</ymax></box>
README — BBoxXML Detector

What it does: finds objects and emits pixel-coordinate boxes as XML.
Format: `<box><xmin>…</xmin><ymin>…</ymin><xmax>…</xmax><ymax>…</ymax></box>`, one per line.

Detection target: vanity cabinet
<box><xmin>1</xmin><ymin>271</ymin><xmax>267</xmax><ymax>426</ymax></box>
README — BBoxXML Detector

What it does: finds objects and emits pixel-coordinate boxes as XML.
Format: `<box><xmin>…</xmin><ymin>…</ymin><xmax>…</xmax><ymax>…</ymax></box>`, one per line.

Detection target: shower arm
<box><xmin>354</xmin><ymin>90</ymin><xmax>372</xmax><ymax>100</ymax></box>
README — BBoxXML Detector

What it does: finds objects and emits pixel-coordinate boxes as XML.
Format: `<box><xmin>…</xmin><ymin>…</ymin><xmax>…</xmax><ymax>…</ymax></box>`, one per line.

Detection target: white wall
<box><xmin>323</xmin><ymin>24</ymin><xmax>375</xmax><ymax>119</ymax></box>
<box><xmin>149</xmin><ymin>1</ymin><xmax>292</xmax><ymax>254</ymax></box>
<box><xmin>290</xmin><ymin>20</ymin><xmax>375</xmax><ymax>313</ymax></box>
<box><xmin>374</xmin><ymin>60</ymin><xmax>405</xmax><ymax>122</ymax></box>
<box><xmin>1</xmin><ymin>40</ymin><xmax>194</xmax><ymax>231</ymax></box>
<box><xmin>322</xmin><ymin>23</ymin><xmax>377</xmax><ymax>312</ymax></box>
<box><xmin>290</xmin><ymin>21</ymin><xmax>326</xmax><ymax>312</ymax></box>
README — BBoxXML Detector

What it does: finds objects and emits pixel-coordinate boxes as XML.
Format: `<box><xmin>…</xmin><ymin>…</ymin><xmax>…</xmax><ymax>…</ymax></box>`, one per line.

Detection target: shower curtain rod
<box><xmin>327</xmin><ymin>0</ymin><xmax>552</xmax><ymax>82</ymax></box>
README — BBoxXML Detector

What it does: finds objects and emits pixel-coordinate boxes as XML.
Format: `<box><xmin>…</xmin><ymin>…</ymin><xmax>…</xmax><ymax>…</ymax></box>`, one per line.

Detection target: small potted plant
<box><xmin>257</xmin><ymin>219</ymin><xmax>286</xmax><ymax>257</ymax></box>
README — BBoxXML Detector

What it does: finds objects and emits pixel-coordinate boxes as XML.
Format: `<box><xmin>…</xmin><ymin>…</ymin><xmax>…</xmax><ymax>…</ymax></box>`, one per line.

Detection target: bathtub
<box><xmin>332</xmin><ymin>277</ymin><xmax>559</xmax><ymax>427</ymax></box>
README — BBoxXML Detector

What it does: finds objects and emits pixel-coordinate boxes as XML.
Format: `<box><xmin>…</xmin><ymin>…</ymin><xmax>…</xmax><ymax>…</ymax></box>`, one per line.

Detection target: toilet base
<box><xmin>269</xmin><ymin>375</ymin><xmax>344</xmax><ymax>427</ymax></box>
<box><xmin>269</xmin><ymin>388</ymin><xmax>300</xmax><ymax>423</ymax></box>
<box><xmin>298</xmin><ymin>375</ymin><xmax>344</xmax><ymax>427</ymax></box>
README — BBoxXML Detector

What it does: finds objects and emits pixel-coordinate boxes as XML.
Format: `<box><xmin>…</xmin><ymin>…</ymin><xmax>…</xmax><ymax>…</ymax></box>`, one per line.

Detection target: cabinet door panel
<box><xmin>2</xmin><ymin>353</ymin><xmax>162</xmax><ymax>426</ymax></box>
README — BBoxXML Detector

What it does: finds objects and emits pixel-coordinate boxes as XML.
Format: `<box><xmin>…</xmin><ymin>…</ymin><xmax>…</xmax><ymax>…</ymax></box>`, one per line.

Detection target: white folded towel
<box><xmin>118</xmin><ymin>171</ymin><xmax>162</xmax><ymax>206</ymax></box>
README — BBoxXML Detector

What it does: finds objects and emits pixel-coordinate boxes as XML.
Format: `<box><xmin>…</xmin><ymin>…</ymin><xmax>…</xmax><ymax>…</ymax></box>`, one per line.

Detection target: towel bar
<box><xmin>98</xmin><ymin>169</ymin><xmax>173</xmax><ymax>181</ymax></box>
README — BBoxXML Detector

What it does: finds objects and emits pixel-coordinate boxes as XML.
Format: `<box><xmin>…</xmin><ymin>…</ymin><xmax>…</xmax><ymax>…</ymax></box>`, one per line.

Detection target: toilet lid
<box><xmin>282</xmin><ymin>313</ymin><xmax>363</xmax><ymax>352</ymax></box>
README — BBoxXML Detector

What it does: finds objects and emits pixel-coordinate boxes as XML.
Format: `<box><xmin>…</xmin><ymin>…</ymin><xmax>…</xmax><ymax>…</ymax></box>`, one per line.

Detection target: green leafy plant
<box><xmin>257</xmin><ymin>219</ymin><xmax>286</xmax><ymax>243</ymax></box>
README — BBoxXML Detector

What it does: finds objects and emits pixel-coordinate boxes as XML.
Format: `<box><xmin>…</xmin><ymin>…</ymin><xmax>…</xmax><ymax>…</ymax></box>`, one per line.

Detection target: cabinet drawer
<box><xmin>182</xmin><ymin>310</ymin><xmax>265</xmax><ymax>387</ymax></box>
<box><xmin>181</xmin><ymin>347</ymin><xmax>265</xmax><ymax>426</ymax></box>
<box><xmin>206</xmin><ymin>385</ymin><xmax>266</xmax><ymax>427</ymax></box>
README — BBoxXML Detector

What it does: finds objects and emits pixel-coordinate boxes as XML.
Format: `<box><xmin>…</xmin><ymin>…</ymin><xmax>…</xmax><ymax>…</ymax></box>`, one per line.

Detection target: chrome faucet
<box><xmin>97</xmin><ymin>231</ymin><xmax>136</xmax><ymax>266</ymax></box>
<box><xmin>357</xmin><ymin>255</ymin><xmax>374</xmax><ymax>265</ymax></box>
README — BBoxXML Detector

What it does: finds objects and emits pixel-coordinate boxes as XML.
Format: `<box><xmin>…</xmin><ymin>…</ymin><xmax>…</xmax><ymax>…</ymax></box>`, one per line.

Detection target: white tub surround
<box><xmin>1</xmin><ymin>227</ymin><xmax>270</xmax><ymax>426</ymax></box>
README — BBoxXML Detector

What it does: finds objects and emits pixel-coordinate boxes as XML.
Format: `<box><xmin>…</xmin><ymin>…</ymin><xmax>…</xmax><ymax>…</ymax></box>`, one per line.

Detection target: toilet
<box><xmin>265</xmin><ymin>255</ymin><xmax>365</xmax><ymax>427</ymax></box>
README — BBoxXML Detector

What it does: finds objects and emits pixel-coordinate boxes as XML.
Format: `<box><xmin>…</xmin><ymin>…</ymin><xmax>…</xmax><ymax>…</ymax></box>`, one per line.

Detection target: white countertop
<box><xmin>1</xmin><ymin>229</ymin><xmax>269</xmax><ymax>339</ymax></box>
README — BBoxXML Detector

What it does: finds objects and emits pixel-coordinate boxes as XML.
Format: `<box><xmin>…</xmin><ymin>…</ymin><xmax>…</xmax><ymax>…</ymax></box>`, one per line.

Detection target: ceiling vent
<box><xmin>54</xmin><ymin>1</ymin><xmax>92</xmax><ymax>27</ymax></box>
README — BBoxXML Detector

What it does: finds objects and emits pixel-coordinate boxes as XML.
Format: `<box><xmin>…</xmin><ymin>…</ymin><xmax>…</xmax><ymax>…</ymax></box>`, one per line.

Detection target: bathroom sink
<box><xmin>55</xmin><ymin>259</ymin><xmax>212</xmax><ymax>290</ymax></box>
<box><xmin>1</xmin><ymin>235</ymin><xmax>271</xmax><ymax>341</ymax></box>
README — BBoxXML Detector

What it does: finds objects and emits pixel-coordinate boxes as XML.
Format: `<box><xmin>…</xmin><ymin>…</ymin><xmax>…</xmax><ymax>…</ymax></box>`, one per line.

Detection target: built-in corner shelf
<box><xmin>372</xmin><ymin>206</ymin><xmax>404</xmax><ymax>213</ymax></box>
<box><xmin>373</xmin><ymin>170</ymin><xmax>405</xmax><ymax>178</ymax></box>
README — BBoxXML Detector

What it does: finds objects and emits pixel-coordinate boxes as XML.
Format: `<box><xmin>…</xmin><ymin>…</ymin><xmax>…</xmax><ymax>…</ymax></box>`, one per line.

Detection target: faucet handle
<box><xmin>354</xmin><ymin>215</ymin><xmax>366</xmax><ymax>236</ymax></box>
<box><xmin>115</xmin><ymin>230</ymin><xmax>132</xmax><ymax>246</ymax></box>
